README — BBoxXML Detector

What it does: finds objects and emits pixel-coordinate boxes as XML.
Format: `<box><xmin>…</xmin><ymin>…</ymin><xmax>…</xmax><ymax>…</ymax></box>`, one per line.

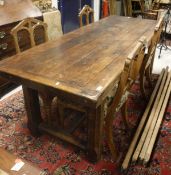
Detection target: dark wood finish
<box><xmin>0</xmin><ymin>148</ymin><xmax>45</xmax><ymax>175</ymax></box>
<box><xmin>0</xmin><ymin>0</ymin><xmax>42</xmax><ymax>96</ymax></box>
<box><xmin>23</xmin><ymin>86</ymin><xmax>42</xmax><ymax>136</ymax></box>
<box><xmin>0</xmin><ymin>16</ymin><xmax>157</xmax><ymax>161</ymax></box>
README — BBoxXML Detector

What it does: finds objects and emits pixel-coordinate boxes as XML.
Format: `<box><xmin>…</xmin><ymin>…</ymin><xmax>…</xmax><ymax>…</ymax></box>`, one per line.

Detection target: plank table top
<box><xmin>0</xmin><ymin>15</ymin><xmax>158</xmax><ymax>162</ymax></box>
<box><xmin>0</xmin><ymin>16</ymin><xmax>156</xmax><ymax>107</ymax></box>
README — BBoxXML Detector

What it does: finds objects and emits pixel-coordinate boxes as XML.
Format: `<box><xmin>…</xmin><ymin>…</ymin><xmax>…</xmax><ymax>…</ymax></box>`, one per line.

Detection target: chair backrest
<box><xmin>107</xmin><ymin>36</ymin><xmax>146</xmax><ymax>115</ymax></box>
<box><xmin>43</xmin><ymin>10</ymin><xmax>63</xmax><ymax>41</ymax></box>
<box><xmin>128</xmin><ymin>0</ymin><xmax>145</xmax><ymax>16</ymax></box>
<box><xmin>143</xmin><ymin>15</ymin><xmax>164</xmax><ymax>70</ymax></box>
<box><xmin>78</xmin><ymin>5</ymin><xmax>94</xmax><ymax>27</ymax></box>
<box><xmin>11</xmin><ymin>17</ymin><xmax>48</xmax><ymax>53</ymax></box>
<box><xmin>128</xmin><ymin>37</ymin><xmax>147</xmax><ymax>82</ymax></box>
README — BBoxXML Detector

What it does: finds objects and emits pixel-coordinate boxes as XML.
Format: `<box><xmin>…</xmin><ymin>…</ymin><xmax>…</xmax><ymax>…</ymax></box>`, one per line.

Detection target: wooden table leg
<box><xmin>23</xmin><ymin>86</ymin><xmax>42</xmax><ymax>136</ymax></box>
<box><xmin>87</xmin><ymin>103</ymin><xmax>105</xmax><ymax>162</ymax></box>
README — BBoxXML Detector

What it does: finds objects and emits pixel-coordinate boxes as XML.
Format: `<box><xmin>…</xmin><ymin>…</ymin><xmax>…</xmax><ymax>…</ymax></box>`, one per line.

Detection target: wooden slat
<box><xmin>143</xmin><ymin>71</ymin><xmax>171</xmax><ymax>165</ymax></box>
<box><xmin>39</xmin><ymin>123</ymin><xmax>85</xmax><ymax>150</ymax></box>
<box><xmin>66</xmin><ymin>114</ymin><xmax>86</xmax><ymax>134</ymax></box>
<box><xmin>139</xmin><ymin>70</ymin><xmax>171</xmax><ymax>161</ymax></box>
<box><xmin>132</xmin><ymin>67</ymin><xmax>169</xmax><ymax>163</ymax></box>
<box><xmin>121</xmin><ymin>68</ymin><xmax>165</xmax><ymax>170</ymax></box>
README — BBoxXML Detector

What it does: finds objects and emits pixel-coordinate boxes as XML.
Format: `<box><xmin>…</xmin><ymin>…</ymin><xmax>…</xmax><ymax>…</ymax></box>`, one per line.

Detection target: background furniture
<box><xmin>58</xmin><ymin>0</ymin><xmax>92</xmax><ymax>33</ymax></box>
<box><xmin>0</xmin><ymin>16</ymin><xmax>157</xmax><ymax>162</ymax></box>
<box><xmin>123</xmin><ymin>0</ymin><xmax>143</xmax><ymax>16</ymax></box>
<box><xmin>43</xmin><ymin>10</ymin><xmax>63</xmax><ymax>41</ymax></box>
<box><xmin>159</xmin><ymin>0</ymin><xmax>171</xmax><ymax>8</ymax></box>
<box><xmin>78</xmin><ymin>5</ymin><xmax>94</xmax><ymax>27</ymax></box>
<box><xmin>123</xmin><ymin>0</ymin><xmax>162</xmax><ymax>18</ymax></box>
<box><xmin>0</xmin><ymin>0</ymin><xmax>42</xmax><ymax>97</ymax></box>
<box><xmin>11</xmin><ymin>17</ymin><xmax>48</xmax><ymax>53</ymax></box>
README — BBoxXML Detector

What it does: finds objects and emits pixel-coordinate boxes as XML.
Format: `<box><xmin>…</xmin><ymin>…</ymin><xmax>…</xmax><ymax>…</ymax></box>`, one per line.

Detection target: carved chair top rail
<box><xmin>10</xmin><ymin>17</ymin><xmax>48</xmax><ymax>53</ymax></box>
<box><xmin>78</xmin><ymin>5</ymin><xmax>94</xmax><ymax>27</ymax></box>
<box><xmin>78</xmin><ymin>5</ymin><xmax>94</xmax><ymax>16</ymax></box>
<box><xmin>10</xmin><ymin>17</ymin><xmax>48</xmax><ymax>34</ymax></box>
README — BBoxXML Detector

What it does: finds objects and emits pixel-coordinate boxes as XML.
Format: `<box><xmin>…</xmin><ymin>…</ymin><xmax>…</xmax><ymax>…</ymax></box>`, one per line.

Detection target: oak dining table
<box><xmin>0</xmin><ymin>15</ymin><xmax>157</xmax><ymax>162</ymax></box>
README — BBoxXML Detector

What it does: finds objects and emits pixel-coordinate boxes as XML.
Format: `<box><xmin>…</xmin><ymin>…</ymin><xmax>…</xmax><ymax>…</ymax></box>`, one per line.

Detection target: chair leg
<box><xmin>140</xmin><ymin>69</ymin><xmax>148</xmax><ymax>100</ymax></box>
<box><xmin>146</xmin><ymin>65</ymin><xmax>153</xmax><ymax>87</ymax></box>
<box><xmin>121</xmin><ymin>102</ymin><xmax>129</xmax><ymax>129</ymax></box>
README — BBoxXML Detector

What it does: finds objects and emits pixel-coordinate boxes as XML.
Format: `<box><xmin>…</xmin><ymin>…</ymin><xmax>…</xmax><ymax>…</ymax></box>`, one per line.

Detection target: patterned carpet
<box><xmin>0</xmin><ymin>82</ymin><xmax>171</xmax><ymax>175</ymax></box>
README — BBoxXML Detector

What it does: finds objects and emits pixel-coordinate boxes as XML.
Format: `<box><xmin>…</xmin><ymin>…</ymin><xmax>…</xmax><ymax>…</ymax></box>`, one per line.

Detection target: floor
<box><xmin>153</xmin><ymin>44</ymin><xmax>171</xmax><ymax>74</ymax></box>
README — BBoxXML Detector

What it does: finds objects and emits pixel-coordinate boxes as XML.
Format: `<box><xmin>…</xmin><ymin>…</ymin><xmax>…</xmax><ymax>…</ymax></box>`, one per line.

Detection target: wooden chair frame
<box><xmin>11</xmin><ymin>17</ymin><xmax>48</xmax><ymax>53</ymax></box>
<box><xmin>140</xmin><ymin>16</ymin><xmax>164</xmax><ymax>99</ymax></box>
<box><xmin>105</xmin><ymin>37</ymin><xmax>146</xmax><ymax>160</ymax></box>
<box><xmin>125</xmin><ymin>0</ymin><xmax>161</xmax><ymax>19</ymax></box>
<box><xmin>143</xmin><ymin>0</ymin><xmax>162</xmax><ymax>20</ymax></box>
<box><xmin>78</xmin><ymin>5</ymin><xmax>94</xmax><ymax>27</ymax></box>
<box><xmin>11</xmin><ymin>17</ymin><xmax>51</xmax><ymax>127</ymax></box>
<box><xmin>127</xmin><ymin>0</ymin><xmax>145</xmax><ymax>17</ymax></box>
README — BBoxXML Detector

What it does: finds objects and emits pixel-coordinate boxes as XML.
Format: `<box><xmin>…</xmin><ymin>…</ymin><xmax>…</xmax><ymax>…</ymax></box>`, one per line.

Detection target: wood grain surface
<box><xmin>0</xmin><ymin>16</ymin><xmax>156</xmax><ymax>106</ymax></box>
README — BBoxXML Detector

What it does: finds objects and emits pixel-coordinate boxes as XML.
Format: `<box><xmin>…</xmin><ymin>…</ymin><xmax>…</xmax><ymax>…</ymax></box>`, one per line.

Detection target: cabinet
<box><xmin>58</xmin><ymin>0</ymin><xmax>92</xmax><ymax>33</ymax></box>
<box><xmin>0</xmin><ymin>0</ymin><xmax>42</xmax><ymax>96</ymax></box>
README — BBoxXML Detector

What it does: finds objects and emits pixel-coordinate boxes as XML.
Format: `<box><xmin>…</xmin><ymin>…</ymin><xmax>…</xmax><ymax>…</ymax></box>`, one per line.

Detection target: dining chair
<box><xmin>127</xmin><ymin>0</ymin><xmax>161</xmax><ymax>19</ymax></box>
<box><xmin>128</xmin><ymin>0</ymin><xmax>144</xmax><ymax>17</ymax></box>
<box><xmin>10</xmin><ymin>17</ymin><xmax>55</xmax><ymax>125</ymax></box>
<box><xmin>140</xmin><ymin>15</ymin><xmax>164</xmax><ymax>99</ymax></box>
<box><xmin>143</xmin><ymin>0</ymin><xmax>162</xmax><ymax>20</ymax></box>
<box><xmin>105</xmin><ymin>36</ymin><xmax>146</xmax><ymax>160</ymax></box>
<box><xmin>78</xmin><ymin>5</ymin><xmax>94</xmax><ymax>27</ymax></box>
<box><xmin>11</xmin><ymin>17</ymin><xmax>48</xmax><ymax>53</ymax></box>
<box><xmin>11</xmin><ymin>17</ymin><xmax>86</xmax><ymax>132</ymax></box>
